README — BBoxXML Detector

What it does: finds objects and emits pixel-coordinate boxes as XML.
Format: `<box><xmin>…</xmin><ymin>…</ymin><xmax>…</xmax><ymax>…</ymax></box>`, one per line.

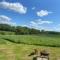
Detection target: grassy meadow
<box><xmin>0</xmin><ymin>35</ymin><xmax>60</xmax><ymax>60</ymax></box>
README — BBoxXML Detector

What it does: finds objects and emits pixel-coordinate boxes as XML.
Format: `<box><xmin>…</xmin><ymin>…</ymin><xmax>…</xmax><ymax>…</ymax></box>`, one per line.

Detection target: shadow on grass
<box><xmin>2</xmin><ymin>38</ymin><xmax>20</xmax><ymax>44</ymax></box>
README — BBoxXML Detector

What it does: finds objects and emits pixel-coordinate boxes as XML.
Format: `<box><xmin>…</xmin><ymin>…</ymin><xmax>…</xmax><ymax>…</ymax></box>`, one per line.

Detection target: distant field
<box><xmin>0</xmin><ymin>31</ymin><xmax>15</xmax><ymax>35</ymax></box>
<box><xmin>0</xmin><ymin>35</ymin><xmax>60</xmax><ymax>60</ymax></box>
<box><xmin>0</xmin><ymin>35</ymin><xmax>60</xmax><ymax>47</ymax></box>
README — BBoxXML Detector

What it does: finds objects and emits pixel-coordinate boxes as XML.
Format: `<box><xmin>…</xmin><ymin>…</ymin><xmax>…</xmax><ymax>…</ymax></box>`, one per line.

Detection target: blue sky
<box><xmin>0</xmin><ymin>0</ymin><xmax>60</xmax><ymax>31</ymax></box>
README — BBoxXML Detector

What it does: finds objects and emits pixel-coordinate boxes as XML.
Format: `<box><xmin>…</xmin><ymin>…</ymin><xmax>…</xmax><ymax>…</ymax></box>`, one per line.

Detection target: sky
<box><xmin>0</xmin><ymin>0</ymin><xmax>60</xmax><ymax>31</ymax></box>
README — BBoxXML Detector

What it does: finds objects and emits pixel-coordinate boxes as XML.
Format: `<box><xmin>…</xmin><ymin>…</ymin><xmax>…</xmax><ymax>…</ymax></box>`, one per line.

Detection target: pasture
<box><xmin>0</xmin><ymin>35</ymin><xmax>60</xmax><ymax>60</ymax></box>
<box><xmin>0</xmin><ymin>35</ymin><xmax>60</xmax><ymax>47</ymax></box>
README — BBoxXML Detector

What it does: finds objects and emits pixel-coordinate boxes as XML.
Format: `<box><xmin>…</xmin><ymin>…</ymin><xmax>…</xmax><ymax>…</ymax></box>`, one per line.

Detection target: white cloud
<box><xmin>0</xmin><ymin>15</ymin><xmax>16</xmax><ymax>25</ymax></box>
<box><xmin>30</xmin><ymin>19</ymin><xmax>53</xmax><ymax>25</ymax></box>
<box><xmin>0</xmin><ymin>1</ymin><xmax>27</xmax><ymax>14</ymax></box>
<box><xmin>28</xmin><ymin>19</ymin><xmax>53</xmax><ymax>30</ymax></box>
<box><xmin>32</xmin><ymin>7</ymin><xmax>36</xmax><ymax>10</ymax></box>
<box><xmin>37</xmin><ymin>10</ymin><xmax>52</xmax><ymax>17</ymax></box>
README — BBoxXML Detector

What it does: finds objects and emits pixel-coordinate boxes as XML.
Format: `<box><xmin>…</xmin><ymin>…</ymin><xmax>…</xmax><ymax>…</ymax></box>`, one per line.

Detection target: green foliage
<box><xmin>0</xmin><ymin>24</ymin><xmax>41</xmax><ymax>35</ymax></box>
<box><xmin>0</xmin><ymin>24</ymin><xmax>14</xmax><ymax>31</ymax></box>
<box><xmin>0</xmin><ymin>24</ymin><xmax>60</xmax><ymax>35</ymax></box>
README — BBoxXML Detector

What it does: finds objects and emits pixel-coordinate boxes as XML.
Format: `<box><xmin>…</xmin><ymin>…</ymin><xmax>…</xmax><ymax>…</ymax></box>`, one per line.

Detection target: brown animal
<box><xmin>28</xmin><ymin>49</ymin><xmax>38</xmax><ymax>56</ymax></box>
<box><xmin>40</xmin><ymin>50</ymin><xmax>49</xmax><ymax>57</ymax></box>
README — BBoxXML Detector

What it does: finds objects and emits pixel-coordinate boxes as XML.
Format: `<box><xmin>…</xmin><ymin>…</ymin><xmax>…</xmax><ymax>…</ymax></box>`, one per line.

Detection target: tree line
<box><xmin>0</xmin><ymin>24</ymin><xmax>40</xmax><ymax>35</ymax></box>
<box><xmin>0</xmin><ymin>24</ymin><xmax>60</xmax><ymax>35</ymax></box>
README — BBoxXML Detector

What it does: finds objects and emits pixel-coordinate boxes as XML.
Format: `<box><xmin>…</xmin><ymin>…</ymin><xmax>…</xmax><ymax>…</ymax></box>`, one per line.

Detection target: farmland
<box><xmin>0</xmin><ymin>35</ymin><xmax>60</xmax><ymax>47</ymax></box>
<box><xmin>0</xmin><ymin>35</ymin><xmax>60</xmax><ymax>60</ymax></box>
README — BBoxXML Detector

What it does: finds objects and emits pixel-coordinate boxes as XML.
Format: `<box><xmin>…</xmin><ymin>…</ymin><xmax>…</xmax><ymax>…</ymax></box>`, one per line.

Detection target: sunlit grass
<box><xmin>0</xmin><ymin>44</ymin><xmax>60</xmax><ymax>60</ymax></box>
<box><xmin>0</xmin><ymin>35</ymin><xmax>60</xmax><ymax>60</ymax></box>
<box><xmin>0</xmin><ymin>35</ymin><xmax>60</xmax><ymax>47</ymax></box>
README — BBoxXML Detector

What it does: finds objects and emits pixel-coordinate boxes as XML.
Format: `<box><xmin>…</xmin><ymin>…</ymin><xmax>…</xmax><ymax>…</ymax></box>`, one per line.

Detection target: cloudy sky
<box><xmin>0</xmin><ymin>0</ymin><xmax>60</xmax><ymax>31</ymax></box>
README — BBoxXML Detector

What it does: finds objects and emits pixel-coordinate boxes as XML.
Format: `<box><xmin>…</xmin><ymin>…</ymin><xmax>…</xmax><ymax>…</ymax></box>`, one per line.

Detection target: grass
<box><xmin>0</xmin><ymin>35</ymin><xmax>60</xmax><ymax>47</ymax></box>
<box><xmin>0</xmin><ymin>31</ymin><xmax>15</xmax><ymax>35</ymax></box>
<box><xmin>0</xmin><ymin>35</ymin><xmax>60</xmax><ymax>60</ymax></box>
<box><xmin>0</xmin><ymin>44</ymin><xmax>60</xmax><ymax>60</ymax></box>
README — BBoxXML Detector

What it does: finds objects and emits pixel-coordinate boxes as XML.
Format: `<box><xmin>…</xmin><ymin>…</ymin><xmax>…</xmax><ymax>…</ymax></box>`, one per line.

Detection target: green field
<box><xmin>0</xmin><ymin>35</ymin><xmax>60</xmax><ymax>60</ymax></box>
<box><xmin>1</xmin><ymin>35</ymin><xmax>60</xmax><ymax>47</ymax></box>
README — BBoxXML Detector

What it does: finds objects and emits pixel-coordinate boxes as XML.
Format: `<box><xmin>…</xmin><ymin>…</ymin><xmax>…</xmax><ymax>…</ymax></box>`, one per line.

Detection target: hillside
<box><xmin>0</xmin><ymin>24</ymin><xmax>60</xmax><ymax>35</ymax></box>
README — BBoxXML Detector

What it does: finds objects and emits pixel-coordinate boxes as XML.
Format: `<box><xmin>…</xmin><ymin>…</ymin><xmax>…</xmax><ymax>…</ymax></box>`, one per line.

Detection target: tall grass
<box><xmin>0</xmin><ymin>35</ymin><xmax>60</xmax><ymax>47</ymax></box>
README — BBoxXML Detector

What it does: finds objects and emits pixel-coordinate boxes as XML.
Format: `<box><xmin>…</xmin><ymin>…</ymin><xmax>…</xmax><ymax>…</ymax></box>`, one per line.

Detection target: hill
<box><xmin>0</xmin><ymin>24</ymin><xmax>60</xmax><ymax>35</ymax></box>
